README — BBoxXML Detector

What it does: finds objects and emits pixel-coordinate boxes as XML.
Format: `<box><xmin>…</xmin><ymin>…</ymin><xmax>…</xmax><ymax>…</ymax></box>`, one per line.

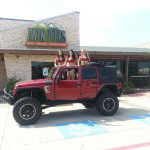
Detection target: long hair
<box><xmin>81</xmin><ymin>49</ymin><xmax>90</xmax><ymax>62</ymax></box>
<box><xmin>57</xmin><ymin>50</ymin><xmax>65</xmax><ymax>61</ymax></box>
<box><xmin>68</xmin><ymin>50</ymin><xmax>75</xmax><ymax>60</ymax></box>
<box><xmin>75</xmin><ymin>52</ymin><xmax>79</xmax><ymax>59</ymax></box>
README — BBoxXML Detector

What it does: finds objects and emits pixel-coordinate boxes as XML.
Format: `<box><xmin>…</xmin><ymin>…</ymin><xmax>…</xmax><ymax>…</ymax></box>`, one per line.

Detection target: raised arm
<box><xmin>87</xmin><ymin>52</ymin><xmax>90</xmax><ymax>63</ymax></box>
<box><xmin>78</xmin><ymin>56</ymin><xmax>81</xmax><ymax>66</ymax></box>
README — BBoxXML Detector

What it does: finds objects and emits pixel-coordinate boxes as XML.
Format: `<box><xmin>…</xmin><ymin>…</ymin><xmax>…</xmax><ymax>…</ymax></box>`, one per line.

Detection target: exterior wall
<box><xmin>4</xmin><ymin>53</ymin><xmax>55</xmax><ymax>81</ymax></box>
<box><xmin>0</xmin><ymin>58</ymin><xmax>7</xmax><ymax>91</ymax></box>
<box><xmin>0</xmin><ymin>19</ymin><xmax>34</xmax><ymax>30</ymax></box>
<box><xmin>1</xmin><ymin>12</ymin><xmax>80</xmax><ymax>51</ymax></box>
<box><xmin>0</xmin><ymin>19</ymin><xmax>34</xmax><ymax>48</ymax></box>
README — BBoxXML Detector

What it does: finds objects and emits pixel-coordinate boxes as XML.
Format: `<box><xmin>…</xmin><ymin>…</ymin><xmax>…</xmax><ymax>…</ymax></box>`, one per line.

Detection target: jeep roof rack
<box><xmin>83</xmin><ymin>61</ymin><xmax>105</xmax><ymax>67</ymax></box>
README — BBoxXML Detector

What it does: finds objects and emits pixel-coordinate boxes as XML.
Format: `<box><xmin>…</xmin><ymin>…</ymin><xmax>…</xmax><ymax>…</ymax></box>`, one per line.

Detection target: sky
<box><xmin>1</xmin><ymin>0</ymin><xmax>150</xmax><ymax>47</ymax></box>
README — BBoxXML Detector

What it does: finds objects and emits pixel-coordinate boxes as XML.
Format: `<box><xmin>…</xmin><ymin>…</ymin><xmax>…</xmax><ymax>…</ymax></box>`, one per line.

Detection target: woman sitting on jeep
<box><xmin>79</xmin><ymin>49</ymin><xmax>90</xmax><ymax>66</ymax></box>
<box><xmin>54</xmin><ymin>50</ymin><xmax>65</xmax><ymax>67</ymax></box>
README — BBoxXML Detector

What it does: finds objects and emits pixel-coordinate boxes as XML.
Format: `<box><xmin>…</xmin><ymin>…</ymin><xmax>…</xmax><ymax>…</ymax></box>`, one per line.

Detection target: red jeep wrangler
<box><xmin>4</xmin><ymin>62</ymin><xmax>123</xmax><ymax>125</ymax></box>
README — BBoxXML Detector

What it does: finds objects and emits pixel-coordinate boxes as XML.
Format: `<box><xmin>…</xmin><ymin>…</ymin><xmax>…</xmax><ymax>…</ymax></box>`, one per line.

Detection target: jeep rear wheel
<box><xmin>13</xmin><ymin>97</ymin><xmax>42</xmax><ymax>125</ymax></box>
<box><xmin>96</xmin><ymin>92</ymin><xmax>119</xmax><ymax>116</ymax></box>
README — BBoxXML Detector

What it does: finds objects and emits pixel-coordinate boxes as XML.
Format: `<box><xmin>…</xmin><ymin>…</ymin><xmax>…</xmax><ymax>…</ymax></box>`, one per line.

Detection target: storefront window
<box><xmin>32</xmin><ymin>62</ymin><xmax>54</xmax><ymax>79</ymax></box>
<box><xmin>137</xmin><ymin>62</ymin><xmax>150</xmax><ymax>75</ymax></box>
<box><xmin>128</xmin><ymin>62</ymin><xmax>137</xmax><ymax>76</ymax></box>
<box><xmin>106</xmin><ymin>61</ymin><xmax>121</xmax><ymax>72</ymax></box>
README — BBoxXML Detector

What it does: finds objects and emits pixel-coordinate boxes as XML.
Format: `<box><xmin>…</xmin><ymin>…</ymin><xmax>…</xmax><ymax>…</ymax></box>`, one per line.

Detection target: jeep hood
<box><xmin>15</xmin><ymin>79</ymin><xmax>52</xmax><ymax>87</ymax></box>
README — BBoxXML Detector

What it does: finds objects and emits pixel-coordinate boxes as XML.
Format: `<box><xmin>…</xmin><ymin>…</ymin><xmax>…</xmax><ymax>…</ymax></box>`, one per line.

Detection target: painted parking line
<box><xmin>107</xmin><ymin>141</ymin><xmax>150</xmax><ymax>150</ymax></box>
<box><xmin>129</xmin><ymin>114</ymin><xmax>150</xmax><ymax>125</ymax></box>
<box><xmin>56</xmin><ymin>120</ymin><xmax>108</xmax><ymax>139</ymax></box>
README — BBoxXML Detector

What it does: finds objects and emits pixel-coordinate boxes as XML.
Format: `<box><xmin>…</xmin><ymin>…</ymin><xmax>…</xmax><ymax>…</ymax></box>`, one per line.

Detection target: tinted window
<box><xmin>82</xmin><ymin>68</ymin><xmax>97</xmax><ymax>79</ymax></box>
<box><xmin>138</xmin><ymin>62</ymin><xmax>150</xmax><ymax>75</ymax></box>
<box><xmin>128</xmin><ymin>62</ymin><xmax>137</xmax><ymax>76</ymax></box>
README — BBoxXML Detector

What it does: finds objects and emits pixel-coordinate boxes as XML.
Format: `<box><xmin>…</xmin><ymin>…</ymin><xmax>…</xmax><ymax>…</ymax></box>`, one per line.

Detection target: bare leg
<box><xmin>70</xmin><ymin>70</ymin><xmax>75</xmax><ymax>80</ymax></box>
<box><xmin>67</xmin><ymin>71</ymin><xmax>71</xmax><ymax>80</ymax></box>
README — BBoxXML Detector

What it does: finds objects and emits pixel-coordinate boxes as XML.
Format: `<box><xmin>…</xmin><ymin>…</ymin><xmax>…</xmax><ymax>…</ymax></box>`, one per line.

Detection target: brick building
<box><xmin>0</xmin><ymin>12</ymin><xmax>80</xmax><ymax>91</ymax></box>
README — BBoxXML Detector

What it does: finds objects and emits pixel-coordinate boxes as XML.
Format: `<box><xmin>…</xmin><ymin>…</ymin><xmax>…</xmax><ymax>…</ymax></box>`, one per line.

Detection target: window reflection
<box><xmin>138</xmin><ymin>62</ymin><xmax>150</xmax><ymax>75</ymax></box>
<box><xmin>128</xmin><ymin>62</ymin><xmax>137</xmax><ymax>76</ymax></box>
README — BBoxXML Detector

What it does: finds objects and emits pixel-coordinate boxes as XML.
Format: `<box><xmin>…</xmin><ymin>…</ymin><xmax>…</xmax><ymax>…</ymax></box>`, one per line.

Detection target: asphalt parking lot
<box><xmin>1</xmin><ymin>92</ymin><xmax>150</xmax><ymax>150</ymax></box>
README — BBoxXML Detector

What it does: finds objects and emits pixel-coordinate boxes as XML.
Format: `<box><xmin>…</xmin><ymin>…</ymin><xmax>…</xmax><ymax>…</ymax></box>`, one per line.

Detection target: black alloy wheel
<box><xmin>13</xmin><ymin>97</ymin><xmax>42</xmax><ymax>125</ymax></box>
<box><xmin>96</xmin><ymin>92</ymin><xmax>119</xmax><ymax>116</ymax></box>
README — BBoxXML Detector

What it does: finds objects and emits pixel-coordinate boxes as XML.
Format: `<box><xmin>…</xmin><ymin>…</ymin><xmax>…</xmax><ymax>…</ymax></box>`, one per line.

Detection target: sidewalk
<box><xmin>119</xmin><ymin>91</ymin><xmax>150</xmax><ymax>109</ymax></box>
<box><xmin>0</xmin><ymin>95</ymin><xmax>3</xmax><ymax>101</ymax></box>
<box><xmin>123</xmin><ymin>90</ymin><xmax>150</xmax><ymax>97</ymax></box>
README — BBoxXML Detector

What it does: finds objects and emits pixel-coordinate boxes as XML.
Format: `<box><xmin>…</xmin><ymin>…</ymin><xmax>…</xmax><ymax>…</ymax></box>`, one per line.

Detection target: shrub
<box><xmin>123</xmin><ymin>86</ymin><xmax>135</xmax><ymax>94</ymax></box>
<box><xmin>6</xmin><ymin>77</ymin><xmax>21</xmax><ymax>91</ymax></box>
<box><xmin>124</xmin><ymin>81</ymin><xmax>133</xmax><ymax>88</ymax></box>
<box><xmin>123</xmin><ymin>81</ymin><xmax>135</xmax><ymax>94</ymax></box>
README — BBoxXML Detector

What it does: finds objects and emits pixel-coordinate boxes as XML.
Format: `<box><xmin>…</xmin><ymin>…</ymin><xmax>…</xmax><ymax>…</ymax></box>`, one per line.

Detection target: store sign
<box><xmin>26</xmin><ymin>23</ymin><xmax>68</xmax><ymax>47</ymax></box>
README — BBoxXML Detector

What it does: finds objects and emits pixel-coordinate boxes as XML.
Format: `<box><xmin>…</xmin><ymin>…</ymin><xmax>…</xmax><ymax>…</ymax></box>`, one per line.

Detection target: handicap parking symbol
<box><xmin>56</xmin><ymin>120</ymin><xmax>108</xmax><ymax>139</ymax></box>
<box><xmin>129</xmin><ymin>114</ymin><xmax>150</xmax><ymax>125</ymax></box>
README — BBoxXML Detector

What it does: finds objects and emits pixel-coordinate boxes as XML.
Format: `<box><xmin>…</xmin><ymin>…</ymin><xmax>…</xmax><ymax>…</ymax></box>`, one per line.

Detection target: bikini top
<box><xmin>79</xmin><ymin>56</ymin><xmax>89</xmax><ymax>62</ymax></box>
<box><xmin>56</xmin><ymin>57</ymin><xmax>65</xmax><ymax>63</ymax></box>
<box><xmin>66</xmin><ymin>57</ymin><xmax>74</xmax><ymax>64</ymax></box>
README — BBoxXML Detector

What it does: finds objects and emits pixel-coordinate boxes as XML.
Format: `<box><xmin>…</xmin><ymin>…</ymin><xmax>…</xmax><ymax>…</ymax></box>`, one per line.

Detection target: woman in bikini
<box><xmin>75</xmin><ymin>52</ymin><xmax>79</xmax><ymax>66</ymax></box>
<box><xmin>65</xmin><ymin>50</ymin><xmax>76</xmax><ymax>80</ymax></box>
<box><xmin>54</xmin><ymin>50</ymin><xmax>65</xmax><ymax>67</ymax></box>
<box><xmin>78</xmin><ymin>49</ymin><xmax>90</xmax><ymax>66</ymax></box>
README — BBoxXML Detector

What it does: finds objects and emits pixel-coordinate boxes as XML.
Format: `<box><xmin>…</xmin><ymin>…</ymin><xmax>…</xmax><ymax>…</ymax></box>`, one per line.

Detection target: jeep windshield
<box><xmin>48</xmin><ymin>67</ymin><xmax>58</xmax><ymax>79</ymax></box>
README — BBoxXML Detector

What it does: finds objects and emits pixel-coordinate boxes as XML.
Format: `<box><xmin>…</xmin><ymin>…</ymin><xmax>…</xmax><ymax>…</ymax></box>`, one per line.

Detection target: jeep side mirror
<box><xmin>56</xmin><ymin>76</ymin><xmax>61</xmax><ymax>84</ymax></box>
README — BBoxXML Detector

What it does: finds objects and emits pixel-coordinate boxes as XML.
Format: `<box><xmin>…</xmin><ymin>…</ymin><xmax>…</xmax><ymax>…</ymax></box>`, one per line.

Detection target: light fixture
<box><xmin>16</xmin><ymin>54</ymin><xmax>19</xmax><ymax>58</ymax></box>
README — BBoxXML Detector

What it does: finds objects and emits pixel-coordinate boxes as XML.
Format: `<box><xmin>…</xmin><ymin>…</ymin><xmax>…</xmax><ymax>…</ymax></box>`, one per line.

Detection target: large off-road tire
<box><xmin>96</xmin><ymin>92</ymin><xmax>119</xmax><ymax>116</ymax></box>
<box><xmin>13</xmin><ymin>97</ymin><xmax>42</xmax><ymax>125</ymax></box>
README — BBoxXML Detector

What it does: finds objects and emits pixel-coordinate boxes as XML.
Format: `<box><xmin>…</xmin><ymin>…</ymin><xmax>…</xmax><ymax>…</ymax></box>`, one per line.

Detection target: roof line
<box><xmin>0</xmin><ymin>48</ymin><xmax>76</xmax><ymax>51</ymax></box>
<box><xmin>0</xmin><ymin>47</ymin><xmax>150</xmax><ymax>53</ymax></box>
<box><xmin>0</xmin><ymin>17</ymin><xmax>35</xmax><ymax>22</ymax></box>
<box><xmin>0</xmin><ymin>11</ymin><xmax>80</xmax><ymax>32</ymax></box>
<box><xmin>80</xmin><ymin>45</ymin><xmax>150</xmax><ymax>50</ymax></box>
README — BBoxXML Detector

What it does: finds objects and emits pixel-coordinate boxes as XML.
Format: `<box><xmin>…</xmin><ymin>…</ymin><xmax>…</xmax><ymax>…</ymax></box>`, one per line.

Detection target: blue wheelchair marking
<box><xmin>129</xmin><ymin>114</ymin><xmax>150</xmax><ymax>125</ymax></box>
<box><xmin>56</xmin><ymin>120</ymin><xmax>108</xmax><ymax>139</ymax></box>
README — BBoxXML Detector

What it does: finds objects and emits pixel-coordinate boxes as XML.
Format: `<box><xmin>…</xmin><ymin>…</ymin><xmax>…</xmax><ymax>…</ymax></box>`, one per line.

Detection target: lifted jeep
<box><xmin>4</xmin><ymin>62</ymin><xmax>123</xmax><ymax>125</ymax></box>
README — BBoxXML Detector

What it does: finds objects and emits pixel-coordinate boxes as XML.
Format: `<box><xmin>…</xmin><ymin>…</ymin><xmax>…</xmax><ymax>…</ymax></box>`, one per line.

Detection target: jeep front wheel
<box><xmin>13</xmin><ymin>97</ymin><xmax>42</xmax><ymax>125</ymax></box>
<box><xmin>96</xmin><ymin>92</ymin><xmax>119</xmax><ymax>116</ymax></box>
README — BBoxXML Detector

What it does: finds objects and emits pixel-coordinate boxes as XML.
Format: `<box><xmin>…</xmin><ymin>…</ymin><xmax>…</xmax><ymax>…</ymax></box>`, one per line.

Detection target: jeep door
<box><xmin>80</xmin><ymin>67</ymin><xmax>99</xmax><ymax>99</ymax></box>
<box><xmin>55</xmin><ymin>67</ymin><xmax>80</xmax><ymax>100</ymax></box>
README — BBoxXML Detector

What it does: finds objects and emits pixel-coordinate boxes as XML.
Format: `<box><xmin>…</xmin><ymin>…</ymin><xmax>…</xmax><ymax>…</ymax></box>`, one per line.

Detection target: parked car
<box><xmin>4</xmin><ymin>62</ymin><xmax>123</xmax><ymax>125</ymax></box>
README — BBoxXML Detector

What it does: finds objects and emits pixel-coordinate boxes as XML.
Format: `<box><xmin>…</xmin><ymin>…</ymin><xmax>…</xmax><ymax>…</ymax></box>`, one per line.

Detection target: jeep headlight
<box><xmin>14</xmin><ymin>84</ymin><xmax>20</xmax><ymax>89</ymax></box>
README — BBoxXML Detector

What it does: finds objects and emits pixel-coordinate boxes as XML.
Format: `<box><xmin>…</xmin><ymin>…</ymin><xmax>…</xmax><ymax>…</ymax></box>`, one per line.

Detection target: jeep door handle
<box><xmin>73</xmin><ymin>83</ymin><xmax>80</xmax><ymax>87</ymax></box>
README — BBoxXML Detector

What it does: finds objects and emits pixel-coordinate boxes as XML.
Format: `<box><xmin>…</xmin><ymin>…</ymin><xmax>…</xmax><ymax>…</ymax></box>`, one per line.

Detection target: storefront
<box><xmin>0</xmin><ymin>11</ymin><xmax>150</xmax><ymax>91</ymax></box>
<box><xmin>82</xmin><ymin>46</ymin><xmax>150</xmax><ymax>87</ymax></box>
